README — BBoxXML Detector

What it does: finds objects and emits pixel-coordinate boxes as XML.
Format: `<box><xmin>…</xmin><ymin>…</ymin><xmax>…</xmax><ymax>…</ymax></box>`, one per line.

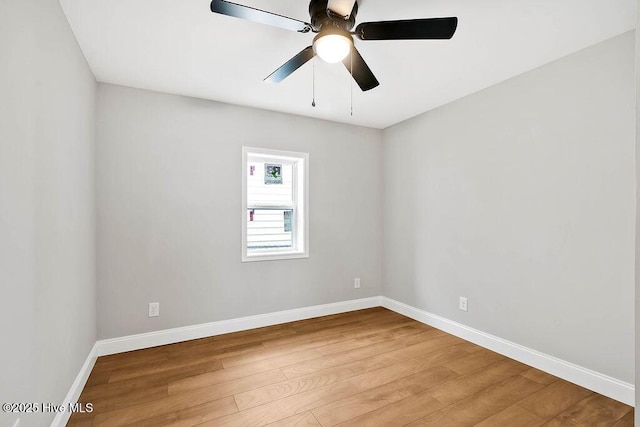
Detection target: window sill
<box><xmin>242</xmin><ymin>251</ymin><xmax>309</xmax><ymax>263</ymax></box>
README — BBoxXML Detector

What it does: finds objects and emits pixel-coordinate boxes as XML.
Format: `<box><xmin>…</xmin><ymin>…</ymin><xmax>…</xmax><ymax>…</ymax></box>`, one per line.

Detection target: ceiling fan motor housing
<box><xmin>309</xmin><ymin>0</ymin><xmax>358</xmax><ymax>32</ymax></box>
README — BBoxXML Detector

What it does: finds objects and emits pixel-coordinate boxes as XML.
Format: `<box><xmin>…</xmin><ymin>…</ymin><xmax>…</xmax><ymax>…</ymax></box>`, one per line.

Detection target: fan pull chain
<box><xmin>312</xmin><ymin>58</ymin><xmax>316</xmax><ymax>107</ymax></box>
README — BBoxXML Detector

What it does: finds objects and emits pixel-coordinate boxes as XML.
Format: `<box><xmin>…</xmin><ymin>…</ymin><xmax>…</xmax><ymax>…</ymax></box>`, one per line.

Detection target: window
<box><xmin>242</xmin><ymin>147</ymin><xmax>309</xmax><ymax>262</ymax></box>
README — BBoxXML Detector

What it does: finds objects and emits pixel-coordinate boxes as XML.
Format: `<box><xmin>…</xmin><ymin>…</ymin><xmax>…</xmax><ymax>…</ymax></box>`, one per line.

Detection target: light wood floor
<box><xmin>68</xmin><ymin>307</ymin><xmax>633</xmax><ymax>426</ymax></box>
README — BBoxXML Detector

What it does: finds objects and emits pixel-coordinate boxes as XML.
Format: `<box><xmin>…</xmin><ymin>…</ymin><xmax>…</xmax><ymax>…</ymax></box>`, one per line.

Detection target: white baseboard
<box><xmin>96</xmin><ymin>297</ymin><xmax>381</xmax><ymax>356</ymax></box>
<box><xmin>51</xmin><ymin>342</ymin><xmax>98</xmax><ymax>427</ymax></box>
<box><xmin>380</xmin><ymin>296</ymin><xmax>634</xmax><ymax>406</ymax></box>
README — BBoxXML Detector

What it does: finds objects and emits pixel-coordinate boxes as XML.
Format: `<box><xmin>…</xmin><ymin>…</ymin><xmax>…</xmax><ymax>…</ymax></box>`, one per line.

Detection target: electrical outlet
<box><xmin>148</xmin><ymin>302</ymin><xmax>160</xmax><ymax>317</ymax></box>
<box><xmin>459</xmin><ymin>297</ymin><xmax>468</xmax><ymax>312</ymax></box>
<box><xmin>354</xmin><ymin>278</ymin><xmax>361</xmax><ymax>289</ymax></box>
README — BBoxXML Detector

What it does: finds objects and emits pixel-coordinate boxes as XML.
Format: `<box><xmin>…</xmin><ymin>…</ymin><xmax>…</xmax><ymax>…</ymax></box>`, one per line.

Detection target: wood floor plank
<box><xmin>171</xmin><ymin>328</ymin><xmax>295</xmax><ymax>353</ymax></box>
<box><xmin>246</xmin><ymin>323</ymin><xmax>422</xmax><ymax>368</ymax></box>
<box><xmin>382</xmin><ymin>335</ymin><xmax>467</xmax><ymax>363</ymax></box>
<box><xmin>442</xmin><ymin>347</ymin><xmax>505</xmax><ymax>375</ymax></box>
<box><xmin>386</xmin><ymin>344</ymin><xmax>472</xmax><ymax>371</ymax></box>
<box><xmin>264</xmin><ymin>411</ymin><xmax>321</xmax><ymax>427</ymax></box>
<box><xmin>334</xmin><ymin>387</ymin><xmax>446</xmax><ymax>427</ymax></box>
<box><xmin>92</xmin><ymin>393</ymin><xmax>237</xmax><ymax>426</ymax></box>
<box><xmin>313</xmin><ymin>333</ymin><xmax>394</xmax><ymax>356</ymax></box>
<box><xmin>210</xmin><ymin>354</ymin><xmax>459</xmax><ymax>426</ymax></box>
<box><xmin>169</xmin><ymin>348</ymin><xmax>322</xmax><ymax>392</ymax></box>
<box><xmin>318</xmin><ymin>346</ymin><xmax>473</xmax><ymax>426</ymax></box>
<box><xmin>83</xmin><ymin>367</ymin><xmax>113</xmax><ymax>387</ymax></box>
<box><xmin>339</xmin><ymin>353</ymin><xmax>521</xmax><ymax>426</ymax></box>
<box><xmin>66</xmin><ymin>416</ymin><xmax>96</xmax><ymax>427</ymax></box>
<box><xmin>158</xmin><ymin>326</ymin><xmax>295</xmax><ymax>359</ymax></box>
<box><xmin>311</xmin><ymin>365</ymin><xmax>459</xmax><ymax>426</ymax></box>
<box><xmin>520</xmin><ymin>367</ymin><xmax>560</xmax><ymax>386</ymax></box>
<box><xmin>232</xmin><ymin>319</ymin><xmax>412</xmax><ymax>367</ymax></box>
<box><xmin>234</xmin><ymin>353</ymin><xmax>399</xmax><ymax>411</ymax></box>
<box><xmin>286</xmin><ymin>308</ymin><xmax>381</xmax><ymax>328</ymax></box>
<box><xmin>280</xmin><ymin>339</ymin><xmax>406</xmax><ymax>379</ymax></box>
<box><xmin>429</xmin><ymin>358</ymin><xmax>530</xmax><ymax>405</ymax></box>
<box><xmin>93</xmin><ymin>349</ymin><xmax>169</xmax><ymax>371</ymax></box>
<box><xmin>91</xmin><ymin>357</ymin><xmax>229</xmax><ymax>394</ymax></box>
<box><xmin>70</xmin><ymin>308</ymin><xmax>632</xmax><ymax>427</ymax></box>
<box><xmin>79</xmin><ymin>363</ymin><xmax>195</xmax><ymax>416</ymax></box>
<box><xmin>168</xmin><ymin>368</ymin><xmax>287</xmax><ymax>399</ymax></box>
<box><xmin>447</xmin><ymin>340</ymin><xmax>487</xmax><ymax>354</ymax></box>
<box><xmin>79</xmin><ymin>375</ymin><xmax>167</xmax><ymax>401</ymax></box>
<box><xmin>220</xmin><ymin>334</ymin><xmax>350</xmax><ymax>368</ymax></box>
<box><xmin>71</xmin><ymin>382</ymin><xmax>168</xmax><ymax>422</ymax></box>
<box><xmin>474</xmin><ymin>404</ymin><xmax>545</xmax><ymax>426</ymax></box>
<box><xmin>294</xmin><ymin>318</ymin><xmax>417</xmax><ymax>347</ymax></box>
<box><xmin>612</xmin><ymin>410</ymin><xmax>635</xmax><ymax>426</ymax></box>
<box><xmin>545</xmin><ymin>393</ymin><xmax>633</xmax><ymax>426</ymax></box>
<box><xmin>261</xmin><ymin>311</ymin><xmax>418</xmax><ymax>350</ymax></box>
<box><xmin>395</xmin><ymin>328</ymin><xmax>448</xmax><ymax>346</ymax></box>
<box><xmin>516</xmin><ymin>379</ymin><xmax>593</xmax><ymax>420</ymax></box>
<box><xmin>130</xmin><ymin>397</ymin><xmax>242</xmax><ymax>427</ymax></box>
<box><xmin>260</xmin><ymin>329</ymin><xmax>349</xmax><ymax>350</ymax></box>
<box><xmin>411</xmin><ymin>374</ymin><xmax>545</xmax><ymax>426</ymax></box>
<box><xmin>289</xmin><ymin>309</ymin><xmax>391</xmax><ymax>334</ymax></box>
<box><xmin>223</xmin><ymin>322</ymin><xmax>417</xmax><ymax>371</ymax></box>
<box><xmin>166</xmin><ymin>341</ymin><xmax>266</xmax><ymax>361</ymax></box>
<box><xmin>108</xmin><ymin>357</ymin><xmax>223</xmax><ymax>383</ymax></box>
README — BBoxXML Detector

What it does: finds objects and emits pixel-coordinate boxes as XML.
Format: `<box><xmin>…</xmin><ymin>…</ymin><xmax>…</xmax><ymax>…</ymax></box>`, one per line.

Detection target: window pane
<box><xmin>247</xmin><ymin>162</ymin><xmax>293</xmax><ymax>205</ymax></box>
<box><xmin>247</xmin><ymin>208</ymin><xmax>294</xmax><ymax>250</ymax></box>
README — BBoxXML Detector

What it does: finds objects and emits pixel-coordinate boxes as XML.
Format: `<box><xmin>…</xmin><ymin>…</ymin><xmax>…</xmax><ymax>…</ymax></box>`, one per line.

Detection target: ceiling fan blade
<box><xmin>265</xmin><ymin>46</ymin><xmax>315</xmax><ymax>83</ymax></box>
<box><xmin>342</xmin><ymin>46</ymin><xmax>379</xmax><ymax>92</ymax></box>
<box><xmin>210</xmin><ymin>0</ymin><xmax>312</xmax><ymax>33</ymax></box>
<box><xmin>355</xmin><ymin>17</ymin><xmax>458</xmax><ymax>40</ymax></box>
<box><xmin>327</xmin><ymin>0</ymin><xmax>357</xmax><ymax>18</ymax></box>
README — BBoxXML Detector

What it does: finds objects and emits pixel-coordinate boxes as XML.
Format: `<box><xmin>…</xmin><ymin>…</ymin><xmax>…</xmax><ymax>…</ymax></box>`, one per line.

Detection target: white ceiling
<box><xmin>59</xmin><ymin>0</ymin><xmax>635</xmax><ymax>129</ymax></box>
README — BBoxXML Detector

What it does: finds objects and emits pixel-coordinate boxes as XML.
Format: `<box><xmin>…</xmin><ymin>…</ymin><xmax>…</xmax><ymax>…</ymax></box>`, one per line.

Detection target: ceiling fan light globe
<box><xmin>313</xmin><ymin>33</ymin><xmax>352</xmax><ymax>64</ymax></box>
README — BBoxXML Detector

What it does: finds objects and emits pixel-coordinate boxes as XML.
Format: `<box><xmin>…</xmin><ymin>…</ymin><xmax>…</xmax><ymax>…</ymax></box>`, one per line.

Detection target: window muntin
<box><xmin>242</xmin><ymin>147</ymin><xmax>308</xmax><ymax>262</ymax></box>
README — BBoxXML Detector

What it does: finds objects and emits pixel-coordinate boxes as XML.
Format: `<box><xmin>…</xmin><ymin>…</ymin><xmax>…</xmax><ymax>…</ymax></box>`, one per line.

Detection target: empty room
<box><xmin>1</xmin><ymin>0</ymin><xmax>638</xmax><ymax>426</ymax></box>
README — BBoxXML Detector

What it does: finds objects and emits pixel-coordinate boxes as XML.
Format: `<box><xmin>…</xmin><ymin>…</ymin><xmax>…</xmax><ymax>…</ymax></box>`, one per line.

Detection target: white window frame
<box><xmin>242</xmin><ymin>147</ymin><xmax>309</xmax><ymax>262</ymax></box>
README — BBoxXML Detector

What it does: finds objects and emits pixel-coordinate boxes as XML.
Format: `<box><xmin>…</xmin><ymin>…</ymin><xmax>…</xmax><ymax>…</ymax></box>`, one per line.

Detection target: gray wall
<box><xmin>382</xmin><ymin>32</ymin><xmax>635</xmax><ymax>383</ymax></box>
<box><xmin>96</xmin><ymin>84</ymin><xmax>382</xmax><ymax>339</ymax></box>
<box><xmin>0</xmin><ymin>1</ymin><xmax>97</xmax><ymax>426</ymax></box>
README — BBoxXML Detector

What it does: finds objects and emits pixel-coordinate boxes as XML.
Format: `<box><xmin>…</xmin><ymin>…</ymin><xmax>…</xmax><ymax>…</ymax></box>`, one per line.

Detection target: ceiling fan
<box><xmin>210</xmin><ymin>0</ymin><xmax>458</xmax><ymax>91</ymax></box>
